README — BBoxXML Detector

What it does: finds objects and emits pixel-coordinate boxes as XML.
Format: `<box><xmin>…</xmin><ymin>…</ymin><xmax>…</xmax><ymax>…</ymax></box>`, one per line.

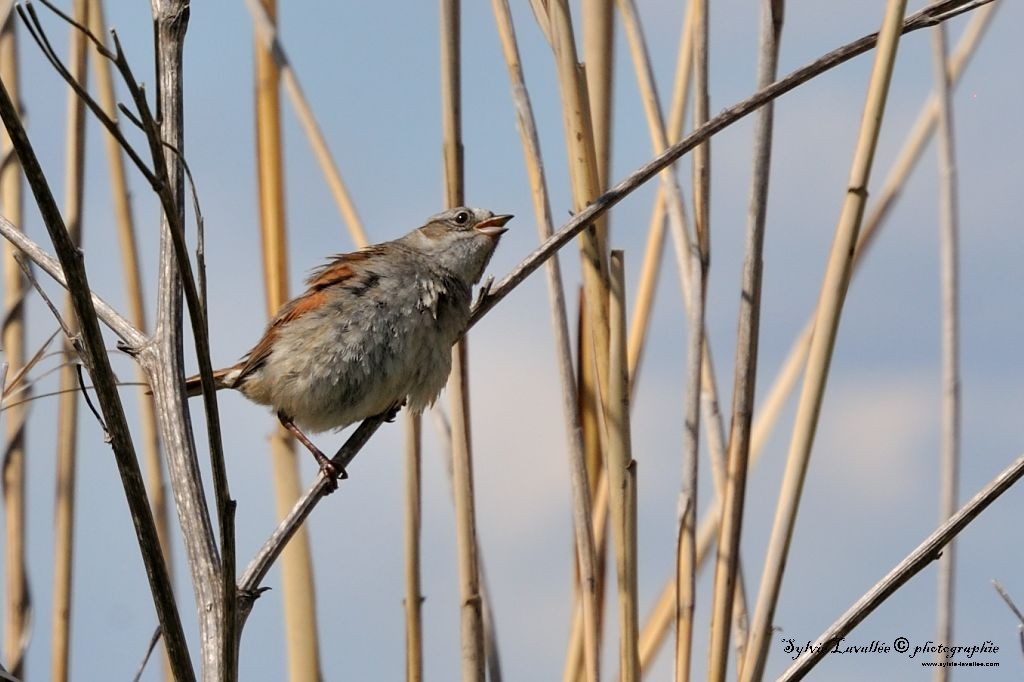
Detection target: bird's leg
<box><xmin>277</xmin><ymin>411</ymin><xmax>346</xmax><ymax>491</ymax></box>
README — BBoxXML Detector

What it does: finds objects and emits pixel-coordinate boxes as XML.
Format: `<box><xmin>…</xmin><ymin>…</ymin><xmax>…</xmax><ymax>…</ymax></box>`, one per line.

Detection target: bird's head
<box><xmin>406</xmin><ymin>207</ymin><xmax>513</xmax><ymax>285</ymax></box>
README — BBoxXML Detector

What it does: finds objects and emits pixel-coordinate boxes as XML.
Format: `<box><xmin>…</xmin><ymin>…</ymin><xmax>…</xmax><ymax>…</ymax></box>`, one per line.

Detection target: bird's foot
<box><xmin>383</xmin><ymin>399</ymin><xmax>407</xmax><ymax>423</ymax></box>
<box><xmin>312</xmin><ymin>450</ymin><xmax>348</xmax><ymax>494</ymax></box>
<box><xmin>278</xmin><ymin>410</ymin><xmax>348</xmax><ymax>493</ymax></box>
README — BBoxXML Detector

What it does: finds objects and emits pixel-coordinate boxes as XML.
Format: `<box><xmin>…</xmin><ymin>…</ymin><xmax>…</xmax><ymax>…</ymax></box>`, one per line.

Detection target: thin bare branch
<box><xmin>780</xmin><ymin>452</ymin><xmax>1024</xmax><ymax>681</ymax></box>
<box><xmin>469</xmin><ymin>0</ymin><xmax>996</xmax><ymax>330</ymax></box>
<box><xmin>0</xmin><ymin>57</ymin><xmax>194</xmax><ymax>681</ymax></box>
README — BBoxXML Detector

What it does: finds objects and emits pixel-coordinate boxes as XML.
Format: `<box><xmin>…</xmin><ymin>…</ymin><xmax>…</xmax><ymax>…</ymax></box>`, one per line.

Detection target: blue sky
<box><xmin>2</xmin><ymin>0</ymin><xmax>1023</xmax><ymax>680</ymax></box>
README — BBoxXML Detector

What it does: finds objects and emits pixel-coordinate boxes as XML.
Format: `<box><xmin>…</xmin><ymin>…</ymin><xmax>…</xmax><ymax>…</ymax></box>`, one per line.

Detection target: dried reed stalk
<box><xmin>541</xmin><ymin>0</ymin><xmax>623</xmax><ymax>678</ymax></box>
<box><xmin>741</xmin><ymin>1</ymin><xmax>910</xmax><ymax>678</ymax></box>
<box><xmin>627</xmin><ymin>0</ymin><xmax>695</xmax><ymax>389</ymax></box>
<box><xmin>85</xmin><ymin>10</ymin><xmax>172</xmax><ymax>679</ymax></box>
<box><xmin>403</xmin><ymin>414</ymin><xmax>424</xmax><ymax>682</ymax></box>
<box><xmin>707</xmin><ymin>2</ymin><xmax>782</xmax><ymax>679</ymax></box>
<box><xmin>583</xmin><ymin>0</ymin><xmax>614</xmax><ymax>189</ymax></box>
<box><xmin>0</xmin><ymin>69</ymin><xmax>196</xmax><ymax>682</ymax></box>
<box><xmin>635</xmin><ymin>4</ymin><xmax>998</xmax><ymax>673</ymax></box>
<box><xmin>252</xmin><ymin>1</ymin><xmax>324</xmax><ymax>678</ymax></box>
<box><xmin>542</xmin><ymin>0</ymin><xmax>612</xmax><ymax>418</ymax></box>
<box><xmin>0</xmin><ymin>13</ymin><xmax>28</xmax><ymax>679</ymax></box>
<box><xmin>608</xmin><ymin>251</ymin><xmax>640</xmax><ymax>681</ymax></box>
<box><xmin>489</xmin><ymin>2</ymin><xmax>600</xmax><ymax>680</ymax></box>
<box><xmin>244</xmin><ymin>0</ymin><xmax>367</xmax><ymax>247</ymax></box>
<box><xmin>579</xmin><ymin>4</ymin><xmax>614</xmax><ymax>677</ymax></box>
<box><xmin>51</xmin><ymin>2</ymin><xmax>88</xmax><ymax>679</ymax></box>
<box><xmin>440</xmin><ymin>2</ymin><xmax>485</xmax><ymax>679</ymax></box>
<box><xmin>930</xmin><ymin>4</ymin><xmax>960</xmax><ymax>677</ymax></box>
<box><xmin>675</xmin><ymin>0</ymin><xmax>710</xmax><ymax>676</ymax></box>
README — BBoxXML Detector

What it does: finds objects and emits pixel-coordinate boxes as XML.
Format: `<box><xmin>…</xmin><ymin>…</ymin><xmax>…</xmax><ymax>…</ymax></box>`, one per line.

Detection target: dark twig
<box><xmin>12</xmin><ymin>252</ymin><xmax>72</xmax><ymax>337</ymax></box>
<box><xmin>131</xmin><ymin>624</ymin><xmax>164</xmax><ymax>682</ymax></box>
<box><xmin>0</xmin><ymin>60</ymin><xmax>195</xmax><ymax>682</ymax></box>
<box><xmin>75</xmin><ymin>363</ymin><xmax>107</xmax><ymax>436</ymax></box>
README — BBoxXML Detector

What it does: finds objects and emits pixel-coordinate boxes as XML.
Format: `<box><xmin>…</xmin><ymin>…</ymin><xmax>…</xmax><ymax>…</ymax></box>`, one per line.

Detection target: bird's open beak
<box><xmin>475</xmin><ymin>213</ymin><xmax>513</xmax><ymax>237</ymax></box>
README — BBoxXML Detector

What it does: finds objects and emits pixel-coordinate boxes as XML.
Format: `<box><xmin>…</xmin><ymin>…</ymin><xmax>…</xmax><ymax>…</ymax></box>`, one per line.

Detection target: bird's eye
<box><xmin>454</xmin><ymin>211</ymin><xmax>469</xmax><ymax>225</ymax></box>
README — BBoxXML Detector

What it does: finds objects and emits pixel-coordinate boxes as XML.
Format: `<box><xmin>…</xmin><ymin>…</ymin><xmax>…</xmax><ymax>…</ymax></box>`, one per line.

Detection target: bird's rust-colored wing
<box><xmin>231</xmin><ymin>248</ymin><xmax>385</xmax><ymax>384</ymax></box>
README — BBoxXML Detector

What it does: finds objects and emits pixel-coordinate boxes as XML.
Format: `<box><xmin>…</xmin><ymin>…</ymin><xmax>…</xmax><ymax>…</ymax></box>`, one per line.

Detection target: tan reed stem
<box><xmin>489</xmin><ymin>2</ymin><xmax>600</xmax><ymax>680</ymax></box>
<box><xmin>0</xmin><ymin>13</ymin><xmax>29</xmax><ymax>679</ymax></box>
<box><xmin>51</xmin><ymin>2</ymin><xmax>88</xmax><ymax>679</ymax></box>
<box><xmin>708</xmin><ymin>1</ymin><xmax>782</xmax><ymax>679</ymax></box>
<box><xmin>742</xmin><ymin>1</ymin><xmax>910</xmax><ymax>678</ymax></box>
<box><xmin>404</xmin><ymin>413</ymin><xmax>424</xmax><ymax>682</ymax></box>
<box><xmin>244</xmin><ymin>0</ymin><xmax>367</xmax><ymax>247</ymax></box>
<box><xmin>627</xmin><ymin>0</ymin><xmax>695</xmax><ymax>391</ymax></box>
<box><xmin>608</xmin><ymin>251</ymin><xmax>640</xmax><ymax>681</ymax></box>
<box><xmin>930</xmin><ymin>3</ymin><xmax>961</xmax><ymax>677</ymax></box>
<box><xmin>440</xmin><ymin>2</ymin><xmax>485</xmax><ymax>678</ymax></box>
<box><xmin>675</xmin><ymin>0</ymin><xmax>710</xmax><ymax>677</ymax></box>
<box><xmin>636</xmin><ymin>5</ymin><xmax>999</xmax><ymax>671</ymax></box>
<box><xmin>85</xmin><ymin>7</ymin><xmax>173</xmax><ymax>678</ymax></box>
<box><xmin>251</xmin><ymin>1</ymin><xmax>324</xmax><ymax>678</ymax></box>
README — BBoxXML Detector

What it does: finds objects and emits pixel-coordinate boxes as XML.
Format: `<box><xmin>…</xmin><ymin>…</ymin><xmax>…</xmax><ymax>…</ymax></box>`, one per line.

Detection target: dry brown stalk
<box><xmin>741</xmin><ymin>0</ymin><xmax>911</xmax><ymax>678</ymax></box>
<box><xmin>929</xmin><ymin>3</ymin><xmax>961</xmax><ymax>677</ymax></box>
<box><xmin>244</xmin><ymin>0</ymin><xmax>367</xmax><ymax>247</ymax></box>
<box><xmin>440</xmin><ymin>2</ymin><xmax>486</xmax><ymax>679</ymax></box>
<box><xmin>85</xmin><ymin>8</ymin><xmax>172</xmax><ymax>678</ymax></box>
<box><xmin>50</xmin><ymin>1</ymin><xmax>88</xmax><ymax>679</ymax></box>
<box><xmin>635</xmin><ymin>5</ymin><xmax>999</xmax><ymax>672</ymax></box>
<box><xmin>675</xmin><ymin>0</ymin><xmax>709</xmax><ymax>677</ymax></box>
<box><xmin>252</xmin><ymin>1</ymin><xmax>324</xmax><ymax>677</ymax></box>
<box><xmin>0</xmin><ymin>13</ymin><xmax>29</xmax><ymax>679</ymax></box>
<box><xmin>489</xmin><ymin>2</ymin><xmax>600</xmax><ymax>680</ymax></box>
<box><xmin>608</xmin><ymin>251</ymin><xmax>640</xmax><ymax>681</ymax></box>
<box><xmin>707</xmin><ymin>1</ymin><xmax>782</xmax><ymax>679</ymax></box>
<box><xmin>403</xmin><ymin>413</ymin><xmax>424</xmax><ymax>682</ymax></box>
<box><xmin>626</xmin><ymin>0</ymin><xmax>695</xmax><ymax>391</ymax></box>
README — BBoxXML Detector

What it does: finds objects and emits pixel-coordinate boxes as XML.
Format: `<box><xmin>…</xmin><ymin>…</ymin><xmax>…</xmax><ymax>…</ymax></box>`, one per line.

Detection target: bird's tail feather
<box><xmin>183</xmin><ymin>367</ymin><xmax>235</xmax><ymax>397</ymax></box>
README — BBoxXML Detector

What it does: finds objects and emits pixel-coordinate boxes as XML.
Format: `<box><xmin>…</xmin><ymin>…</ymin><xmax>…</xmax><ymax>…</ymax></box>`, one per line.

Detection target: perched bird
<box><xmin>185</xmin><ymin>207</ymin><xmax>512</xmax><ymax>486</ymax></box>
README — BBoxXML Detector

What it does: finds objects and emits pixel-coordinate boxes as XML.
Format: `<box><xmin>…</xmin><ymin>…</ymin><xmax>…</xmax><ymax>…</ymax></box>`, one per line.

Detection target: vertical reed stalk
<box><xmin>580</xmin><ymin>6</ymin><xmax>613</xmax><ymax>674</ymax></box>
<box><xmin>608</xmin><ymin>251</ymin><xmax>639</xmax><ymax>681</ymax></box>
<box><xmin>675</xmin><ymin>0</ymin><xmax>709</xmax><ymax>678</ymax></box>
<box><xmin>540</xmin><ymin>2</ymin><xmax>618</xmax><ymax>678</ymax></box>
<box><xmin>243</xmin><ymin>0</ymin><xmax>367</xmax><ymax>248</ymax></box>
<box><xmin>0</xmin><ymin>13</ymin><xmax>28</xmax><ymax>679</ymax></box>
<box><xmin>440</xmin><ymin>1</ymin><xmax>485</xmax><ymax>678</ymax></box>
<box><xmin>582</xmin><ymin>0</ymin><xmax>613</xmax><ymax>188</ymax></box>
<box><xmin>489</xmin><ymin>2</ymin><xmax>600</xmax><ymax>680</ymax></box>
<box><xmin>636</xmin><ymin>7</ymin><xmax>998</xmax><ymax>658</ymax></box>
<box><xmin>930</xmin><ymin>4</ymin><xmax>960</xmax><ymax>677</ymax></box>
<box><xmin>708</xmin><ymin>2</ymin><xmax>782</xmax><ymax>680</ymax></box>
<box><xmin>627</xmin><ymin>0</ymin><xmax>695</xmax><ymax>389</ymax></box>
<box><xmin>404</xmin><ymin>414</ymin><xmax>424</xmax><ymax>682</ymax></box>
<box><xmin>51</xmin><ymin>2</ymin><xmax>88</xmax><ymax>679</ymax></box>
<box><xmin>742</xmin><ymin>1</ymin><xmax>909</xmax><ymax>678</ymax></box>
<box><xmin>88</xmin><ymin>3</ymin><xmax>174</xmax><ymax>675</ymax></box>
<box><xmin>252</xmin><ymin>2</ymin><xmax>324</xmax><ymax>679</ymax></box>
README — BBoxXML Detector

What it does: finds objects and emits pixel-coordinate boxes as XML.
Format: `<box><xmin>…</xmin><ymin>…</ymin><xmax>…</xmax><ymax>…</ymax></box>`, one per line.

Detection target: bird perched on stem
<box><xmin>185</xmin><ymin>207</ymin><xmax>512</xmax><ymax>488</ymax></box>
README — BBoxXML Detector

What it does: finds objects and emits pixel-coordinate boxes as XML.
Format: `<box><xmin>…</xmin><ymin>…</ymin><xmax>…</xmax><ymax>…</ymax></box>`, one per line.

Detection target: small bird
<box><xmin>186</xmin><ymin>207</ymin><xmax>512</xmax><ymax>486</ymax></box>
